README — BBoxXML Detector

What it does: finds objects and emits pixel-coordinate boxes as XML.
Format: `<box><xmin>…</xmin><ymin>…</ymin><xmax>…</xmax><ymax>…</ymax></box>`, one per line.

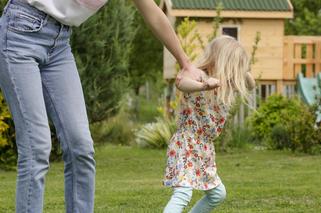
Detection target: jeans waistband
<box><xmin>5</xmin><ymin>0</ymin><xmax>48</xmax><ymax>20</ymax></box>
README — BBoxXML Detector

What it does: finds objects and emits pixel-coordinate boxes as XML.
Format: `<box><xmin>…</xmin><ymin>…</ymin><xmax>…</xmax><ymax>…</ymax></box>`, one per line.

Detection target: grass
<box><xmin>0</xmin><ymin>145</ymin><xmax>321</xmax><ymax>212</ymax></box>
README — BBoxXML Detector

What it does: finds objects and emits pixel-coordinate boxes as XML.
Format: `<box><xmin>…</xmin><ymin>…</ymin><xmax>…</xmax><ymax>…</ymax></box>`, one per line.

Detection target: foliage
<box><xmin>285</xmin><ymin>0</ymin><xmax>321</xmax><ymax>35</ymax></box>
<box><xmin>208</xmin><ymin>1</ymin><xmax>224</xmax><ymax>41</ymax></box>
<box><xmin>248</xmin><ymin>94</ymin><xmax>321</xmax><ymax>154</ymax></box>
<box><xmin>134</xmin><ymin>117</ymin><xmax>176</xmax><ymax>149</ymax></box>
<box><xmin>250</xmin><ymin>32</ymin><xmax>261</xmax><ymax>65</ymax></box>
<box><xmin>128</xmin><ymin>4</ymin><xmax>163</xmax><ymax>94</ymax></box>
<box><xmin>177</xmin><ymin>17</ymin><xmax>204</xmax><ymax>61</ymax></box>
<box><xmin>0</xmin><ymin>92</ymin><xmax>16</xmax><ymax>168</ymax></box>
<box><xmin>0</xmin><ymin>1</ymin><xmax>5</xmax><ymax>13</ymax></box>
<box><xmin>248</xmin><ymin>95</ymin><xmax>302</xmax><ymax>140</ymax></box>
<box><xmin>71</xmin><ymin>0</ymin><xmax>136</xmax><ymax>123</ymax></box>
<box><xmin>90</xmin><ymin>95</ymin><xmax>136</xmax><ymax>145</ymax></box>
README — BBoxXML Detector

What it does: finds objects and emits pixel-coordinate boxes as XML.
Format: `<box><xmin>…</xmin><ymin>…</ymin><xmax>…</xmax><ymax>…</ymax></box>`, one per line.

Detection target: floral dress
<box><xmin>163</xmin><ymin>89</ymin><xmax>229</xmax><ymax>190</ymax></box>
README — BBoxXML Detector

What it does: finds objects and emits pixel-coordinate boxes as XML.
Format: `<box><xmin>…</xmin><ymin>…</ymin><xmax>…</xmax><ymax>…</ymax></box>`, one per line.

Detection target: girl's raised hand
<box><xmin>204</xmin><ymin>77</ymin><xmax>220</xmax><ymax>90</ymax></box>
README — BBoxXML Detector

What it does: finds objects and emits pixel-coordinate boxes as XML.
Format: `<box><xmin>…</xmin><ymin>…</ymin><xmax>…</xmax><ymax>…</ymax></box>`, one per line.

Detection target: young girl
<box><xmin>163</xmin><ymin>35</ymin><xmax>256</xmax><ymax>213</ymax></box>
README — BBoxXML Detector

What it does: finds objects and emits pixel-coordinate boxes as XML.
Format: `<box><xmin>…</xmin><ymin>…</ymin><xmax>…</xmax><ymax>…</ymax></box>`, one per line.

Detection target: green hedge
<box><xmin>248</xmin><ymin>95</ymin><xmax>321</xmax><ymax>154</ymax></box>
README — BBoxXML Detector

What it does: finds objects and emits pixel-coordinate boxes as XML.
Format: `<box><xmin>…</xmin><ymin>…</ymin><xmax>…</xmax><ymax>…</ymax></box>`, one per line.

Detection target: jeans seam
<box><xmin>41</xmin><ymin>81</ymin><xmax>77</xmax><ymax>212</ymax></box>
<box><xmin>3</xmin><ymin>51</ymin><xmax>35</xmax><ymax>213</ymax></box>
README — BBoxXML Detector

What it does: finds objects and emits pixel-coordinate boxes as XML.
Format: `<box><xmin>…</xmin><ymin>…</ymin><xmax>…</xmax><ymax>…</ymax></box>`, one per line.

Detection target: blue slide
<box><xmin>297</xmin><ymin>73</ymin><xmax>321</xmax><ymax>123</ymax></box>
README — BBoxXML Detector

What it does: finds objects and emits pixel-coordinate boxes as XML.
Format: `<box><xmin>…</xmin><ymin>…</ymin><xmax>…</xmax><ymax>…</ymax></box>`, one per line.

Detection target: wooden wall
<box><xmin>163</xmin><ymin>18</ymin><xmax>285</xmax><ymax>83</ymax></box>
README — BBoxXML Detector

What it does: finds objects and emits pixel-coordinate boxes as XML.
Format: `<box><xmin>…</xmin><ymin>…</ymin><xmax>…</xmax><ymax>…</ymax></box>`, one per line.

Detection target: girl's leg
<box><xmin>189</xmin><ymin>183</ymin><xmax>226</xmax><ymax>213</ymax></box>
<box><xmin>164</xmin><ymin>187</ymin><xmax>193</xmax><ymax>213</ymax></box>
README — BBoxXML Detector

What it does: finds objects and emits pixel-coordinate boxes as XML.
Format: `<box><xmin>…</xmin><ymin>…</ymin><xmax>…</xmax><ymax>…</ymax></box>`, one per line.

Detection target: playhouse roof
<box><xmin>171</xmin><ymin>0</ymin><xmax>292</xmax><ymax>11</ymax></box>
<box><xmin>160</xmin><ymin>0</ymin><xmax>294</xmax><ymax>19</ymax></box>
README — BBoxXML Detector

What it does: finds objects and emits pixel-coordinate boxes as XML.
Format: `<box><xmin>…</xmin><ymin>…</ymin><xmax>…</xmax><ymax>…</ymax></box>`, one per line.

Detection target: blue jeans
<box><xmin>163</xmin><ymin>183</ymin><xmax>226</xmax><ymax>213</ymax></box>
<box><xmin>0</xmin><ymin>0</ymin><xmax>96</xmax><ymax>212</ymax></box>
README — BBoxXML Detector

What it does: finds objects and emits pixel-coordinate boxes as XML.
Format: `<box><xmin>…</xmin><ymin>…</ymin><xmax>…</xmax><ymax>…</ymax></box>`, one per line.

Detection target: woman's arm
<box><xmin>132</xmin><ymin>0</ymin><xmax>201</xmax><ymax>78</ymax></box>
<box><xmin>245</xmin><ymin>72</ymin><xmax>256</xmax><ymax>90</ymax></box>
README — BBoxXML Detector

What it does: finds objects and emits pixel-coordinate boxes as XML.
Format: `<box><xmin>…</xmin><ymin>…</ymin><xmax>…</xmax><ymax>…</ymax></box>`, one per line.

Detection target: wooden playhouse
<box><xmin>160</xmin><ymin>0</ymin><xmax>321</xmax><ymax>101</ymax></box>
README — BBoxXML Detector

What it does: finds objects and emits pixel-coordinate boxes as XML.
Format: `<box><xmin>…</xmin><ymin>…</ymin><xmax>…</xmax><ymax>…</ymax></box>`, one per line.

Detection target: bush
<box><xmin>90</xmin><ymin>115</ymin><xmax>135</xmax><ymax>146</ymax></box>
<box><xmin>134</xmin><ymin>117</ymin><xmax>176</xmax><ymax>149</ymax></box>
<box><xmin>247</xmin><ymin>95</ymin><xmax>302</xmax><ymax>141</ymax></box>
<box><xmin>71</xmin><ymin>0</ymin><xmax>136</xmax><ymax>123</ymax></box>
<box><xmin>270</xmin><ymin>124</ymin><xmax>292</xmax><ymax>150</ymax></box>
<box><xmin>90</xmin><ymin>96</ymin><xmax>136</xmax><ymax>145</ymax></box>
<box><xmin>0</xmin><ymin>92</ymin><xmax>16</xmax><ymax>168</ymax></box>
<box><xmin>248</xmin><ymin>94</ymin><xmax>321</xmax><ymax>154</ymax></box>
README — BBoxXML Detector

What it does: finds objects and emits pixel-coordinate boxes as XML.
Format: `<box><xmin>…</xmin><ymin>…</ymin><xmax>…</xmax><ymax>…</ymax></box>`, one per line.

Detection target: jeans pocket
<box><xmin>8</xmin><ymin>10</ymin><xmax>43</xmax><ymax>33</ymax></box>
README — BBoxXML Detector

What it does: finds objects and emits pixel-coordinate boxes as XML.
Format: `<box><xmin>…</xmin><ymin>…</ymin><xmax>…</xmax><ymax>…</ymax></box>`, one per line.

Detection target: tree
<box><xmin>285</xmin><ymin>0</ymin><xmax>321</xmax><ymax>35</ymax></box>
<box><xmin>71</xmin><ymin>0</ymin><xmax>136</xmax><ymax>123</ymax></box>
<box><xmin>129</xmin><ymin>5</ymin><xmax>163</xmax><ymax>95</ymax></box>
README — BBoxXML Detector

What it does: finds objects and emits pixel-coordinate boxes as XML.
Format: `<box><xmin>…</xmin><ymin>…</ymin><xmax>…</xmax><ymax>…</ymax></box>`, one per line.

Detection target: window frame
<box><xmin>220</xmin><ymin>24</ymin><xmax>241</xmax><ymax>41</ymax></box>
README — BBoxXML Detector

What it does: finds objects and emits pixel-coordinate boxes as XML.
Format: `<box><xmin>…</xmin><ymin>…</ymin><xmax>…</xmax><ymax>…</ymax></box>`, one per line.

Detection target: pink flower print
<box><xmin>183</xmin><ymin>108</ymin><xmax>192</xmax><ymax>115</ymax></box>
<box><xmin>169</xmin><ymin>150</ymin><xmax>176</xmax><ymax>157</ymax></box>
<box><xmin>213</xmin><ymin>105</ymin><xmax>220</xmax><ymax>112</ymax></box>
<box><xmin>187</xmin><ymin>161</ymin><xmax>193</xmax><ymax>168</ymax></box>
<box><xmin>196</xmin><ymin>169</ymin><xmax>201</xmax><ymax>176</ymax></box>
<box><xmin>186</xmin><ymin>150</ymin><xmax>192</xmax><ymax>157</ymax></box>
<box><xmin>176</xmin><ymin>141</ymin><xmax>182</xmax><ymax>148</ymax></box>
<box><xmin>204</xmin><ymin>183</ymin><xmax>208</xmax><ymax>189</ymax></box>
<box><xmin>204</xmin><ymin>144</ymin><xmax>208</xmax><ymax>151</ymax></box>
<box><xmin>197</xmin><ymin>128</ymin><xmax>203</xmax><ymax>135</ymax></box>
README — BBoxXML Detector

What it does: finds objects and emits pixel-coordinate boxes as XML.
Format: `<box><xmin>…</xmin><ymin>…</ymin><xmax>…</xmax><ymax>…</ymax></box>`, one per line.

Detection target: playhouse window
<box><xmin>283</xmin><ymin>84</ymin><xmax>296</xmax><ymax>98</ymax></box>
<box><xmin>257</xmin><ymin>83</ymin><xmax>276</xmax><ymax>100</ymax></box>
<box><xmin>222</xmin><ymin>27</ymin><xmax>238</xmax><ymax>40</ymax></box>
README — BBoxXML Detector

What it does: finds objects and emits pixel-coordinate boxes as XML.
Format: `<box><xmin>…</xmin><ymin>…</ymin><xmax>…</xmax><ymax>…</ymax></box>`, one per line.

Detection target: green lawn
<box><xmin>0</xmin><ymin>145</ymin><xmax>321</xmax><ymax>213</ymax></box>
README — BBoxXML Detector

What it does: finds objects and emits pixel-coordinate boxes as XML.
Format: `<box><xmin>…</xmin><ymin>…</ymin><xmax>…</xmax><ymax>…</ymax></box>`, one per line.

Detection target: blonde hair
<box><xmin>197</xmin><ymin>35</ymin><xmax>251</xmax><ymax>107</ymax></box>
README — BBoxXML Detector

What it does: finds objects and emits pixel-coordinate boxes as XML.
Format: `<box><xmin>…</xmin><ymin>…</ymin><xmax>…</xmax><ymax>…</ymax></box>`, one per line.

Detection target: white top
<box><xmin>26</xmin><ymin>0</ymin><xmax>108</xmax><ymax>26</ymax></box>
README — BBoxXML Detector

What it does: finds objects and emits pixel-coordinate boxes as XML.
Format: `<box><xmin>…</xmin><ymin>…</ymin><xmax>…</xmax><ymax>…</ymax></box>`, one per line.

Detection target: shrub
<box><xmin>247</xmin><ymin>95</ymin><xmax>303</xmax><ymax>141</ymax></box>
<box><xmin>0</xmin><ymin>92</ymin><xmax>16</xmax><ymax>168</ymax></box>
<box><xmin>90</xmin><ymin>115</ymin><xmax>135</xmax><ymax>146</ymax></box>
<box><xmin>248</xmin><ymin>94</ymin><xmax>321</xmax><ymax>154</ymax></box>
<box><xmin>90</xmin><ymin>96</ymin><xmax>136</xmax><ymax>145</ymax></box>
<box><xmin>71</xmin><ymin>0</ymin><xmax>136</xmax><ymax>123</ymax></box>
<box><xmin>270</xmin><ymin>124</ymin><xmax>291</xmax><ymax>150</ymax></box>
<box><xmin>134</xmin><ymin>117</ymin><xmax>176</xmax><ymax>149</ymax></box>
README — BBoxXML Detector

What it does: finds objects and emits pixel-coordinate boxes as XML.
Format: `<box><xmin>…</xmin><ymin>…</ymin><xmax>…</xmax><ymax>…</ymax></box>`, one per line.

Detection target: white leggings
<box><xmin>163</xmin><ymin>183</ymin><xmax>226</xmax><ymax>213</ymax></box>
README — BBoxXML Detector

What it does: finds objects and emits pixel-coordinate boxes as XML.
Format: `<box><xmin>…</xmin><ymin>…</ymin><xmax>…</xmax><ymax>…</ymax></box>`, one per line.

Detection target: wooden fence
<box><xmin>236</xmin><ymin>36</ymin><xmax>321</xmax><ymax>125</ymax></box>
<box><xmin>283</xmin><ymin>36</ymin><xmax>321</xmax><ymax>79</ymax></box>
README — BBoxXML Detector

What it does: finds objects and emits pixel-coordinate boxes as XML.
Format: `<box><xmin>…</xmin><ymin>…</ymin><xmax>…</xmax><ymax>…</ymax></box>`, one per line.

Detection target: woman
<box><xmin>0</xmin><ymin>0</ymin><xmax>200</xmax><ymax>212</ymax></box>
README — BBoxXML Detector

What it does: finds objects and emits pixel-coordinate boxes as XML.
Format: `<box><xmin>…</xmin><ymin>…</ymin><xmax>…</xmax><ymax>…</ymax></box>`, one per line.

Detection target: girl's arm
<box><xmin>245</xmin><ymin>72</ymin><xmax>256</xmax><ymax>90</ymax></box>
<box><xmin>132</xmin><ymin>0</ymin><xmax>201</xmax><ymax>78</ymax></box>
<box><xmin>176</xmin><ymin>71</ymin><xmax>220</xmax><ymax>93</ymax></box>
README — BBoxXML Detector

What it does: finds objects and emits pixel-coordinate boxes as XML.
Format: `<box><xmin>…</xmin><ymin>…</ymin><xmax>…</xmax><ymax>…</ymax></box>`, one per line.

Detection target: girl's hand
<box><xmin>204</xmin><ymin>78</ymin><xmax>220</xmax><ymax>90</ymax></box>
<box><xmin>245</xmin><ymin>72</ymin><xmax>256</xmax><ymax>90</ymax></box>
